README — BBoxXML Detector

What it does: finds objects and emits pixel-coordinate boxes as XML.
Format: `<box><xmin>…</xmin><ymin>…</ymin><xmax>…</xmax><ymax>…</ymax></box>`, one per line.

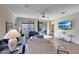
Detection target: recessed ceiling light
<box><xmin>24</xmin><ymin>4</ymin><xmax>29</xmax><ymax>8</ymax></box>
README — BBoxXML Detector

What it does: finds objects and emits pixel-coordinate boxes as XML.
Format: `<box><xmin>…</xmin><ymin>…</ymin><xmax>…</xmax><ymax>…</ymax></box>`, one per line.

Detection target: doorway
<box><xmin>38</xmin><ymin>21</ymin><xmax>47</xmax><ymax>35</ymax></box>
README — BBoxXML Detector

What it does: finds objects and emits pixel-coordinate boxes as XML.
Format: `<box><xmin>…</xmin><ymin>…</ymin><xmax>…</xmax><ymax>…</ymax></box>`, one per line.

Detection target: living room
<box><xmin>0</xmin><ymin>4</ymin><xmax>79</xmax><ymax>54</ymax></box>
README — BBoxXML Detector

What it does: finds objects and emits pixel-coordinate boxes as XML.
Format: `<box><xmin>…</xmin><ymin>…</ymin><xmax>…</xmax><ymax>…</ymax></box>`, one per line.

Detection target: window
<box><xmin>22</xmin><ymin>22</ymin><xmax>35</xmax><ymax>31</ymax></box>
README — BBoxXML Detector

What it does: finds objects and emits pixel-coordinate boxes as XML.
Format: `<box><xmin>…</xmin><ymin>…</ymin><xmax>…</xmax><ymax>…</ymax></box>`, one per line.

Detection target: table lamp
<box><xmin>3</xmin><ymin>29</ymin><xmax>21</xmax><ymax>52</ymax></box>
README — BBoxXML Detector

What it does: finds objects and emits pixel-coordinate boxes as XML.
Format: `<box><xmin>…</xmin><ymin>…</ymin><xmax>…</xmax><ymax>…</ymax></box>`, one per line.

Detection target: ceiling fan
<box><xmin>40</xmin><ymin>8</ymin><xmax>50</xmax><ymax>18</ymax></box>
<box><xmin>41</xmin><ymin>11</ymin><xmax>49</xmax><ymax>18</ymax></box>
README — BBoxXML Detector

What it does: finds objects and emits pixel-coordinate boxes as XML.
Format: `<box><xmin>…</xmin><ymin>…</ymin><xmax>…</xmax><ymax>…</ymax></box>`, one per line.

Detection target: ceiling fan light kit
<box><xmin>60</xmin><ymin>11</ymin><xmax>66</xmax><ymax>14</ymax></box>
<box><xmin>41</xmin><ymin>8</ymin><xmax>50</xmax><ymax>18</ymax></box>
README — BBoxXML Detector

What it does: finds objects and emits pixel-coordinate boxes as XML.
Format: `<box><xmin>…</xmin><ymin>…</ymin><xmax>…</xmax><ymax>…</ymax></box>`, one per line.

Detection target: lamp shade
<box><xmin>3</xmin><ymin>29</ymin><xmax>21</xmax><ymax>39</ymax></box>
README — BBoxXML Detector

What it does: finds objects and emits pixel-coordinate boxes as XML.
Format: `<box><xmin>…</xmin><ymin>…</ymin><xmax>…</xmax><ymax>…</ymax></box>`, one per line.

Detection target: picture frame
<box><xmin>6</xmin><ymin>21</ymin><xmax>13</xmax><ymax>33</ymax></box>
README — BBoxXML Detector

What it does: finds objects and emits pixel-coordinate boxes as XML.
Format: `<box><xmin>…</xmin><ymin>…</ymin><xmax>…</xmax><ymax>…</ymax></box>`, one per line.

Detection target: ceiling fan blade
<box><xmin>44</xmin><ymin>8</ymin><xmax>49</xmax><ymax>13</ymax></box>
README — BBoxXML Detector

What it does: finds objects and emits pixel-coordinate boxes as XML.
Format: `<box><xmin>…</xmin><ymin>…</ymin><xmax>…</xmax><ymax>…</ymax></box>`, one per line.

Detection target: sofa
<box><xmin>0</xmin><ymin>39</ymin><xmax>9</xmax><ymax>52</ymax></box>
<box><xmin>29</xmin><ymin>31</ymin><xmax>39</xmax><ymax>38</ymax></box>
<box><xmin>29</xmin><ymin>31</ymin><xmax>44</xmax><ymax>38</ymax></box>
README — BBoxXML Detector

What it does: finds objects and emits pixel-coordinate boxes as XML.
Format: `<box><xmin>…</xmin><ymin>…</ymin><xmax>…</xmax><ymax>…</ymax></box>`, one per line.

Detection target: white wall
<box><xmin>0</xmin><ymin>6</ymin><xmax>15</xmax><ymax>40</ymax></box>
<box><xmin>53</xmin><ymin>12</ymin><xmax>79</xmax><ymax>44</ymax></box>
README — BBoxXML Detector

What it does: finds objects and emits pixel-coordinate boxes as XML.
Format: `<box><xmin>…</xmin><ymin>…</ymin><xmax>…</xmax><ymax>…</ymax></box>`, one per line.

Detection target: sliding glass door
<box><xmin>22</xmin><ymin>21</ymin><xmax>35</xmax><ymax>34</ymax></box>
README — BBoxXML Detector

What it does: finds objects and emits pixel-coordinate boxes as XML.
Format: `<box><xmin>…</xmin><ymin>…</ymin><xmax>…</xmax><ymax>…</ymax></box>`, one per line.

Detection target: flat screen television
<box><xmin>58</xmin><ymin>21</ymin><xmax>72</xmax><ymax>30</ymax></box>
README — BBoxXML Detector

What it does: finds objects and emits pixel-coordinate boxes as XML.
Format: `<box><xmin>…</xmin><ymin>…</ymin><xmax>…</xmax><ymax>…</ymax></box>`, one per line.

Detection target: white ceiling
<box><xmin>2</xmin><ymin>4</ymin><xmax>79</xmax><ymax>20</ymax></box>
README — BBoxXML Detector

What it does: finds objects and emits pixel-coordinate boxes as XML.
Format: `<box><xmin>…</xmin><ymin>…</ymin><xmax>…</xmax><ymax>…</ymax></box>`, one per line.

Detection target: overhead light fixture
<box><xmin>24</xmin><ymin>4</ymin><xmax>29</xmax><ymax>8</ymax></box>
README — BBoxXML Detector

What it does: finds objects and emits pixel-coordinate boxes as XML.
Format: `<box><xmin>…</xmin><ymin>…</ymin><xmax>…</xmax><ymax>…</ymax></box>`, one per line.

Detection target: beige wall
<box><xmin>0</xmin><ymin>18</ymin><xmax>5</xmax><ymax>40</ymax></box>
<box><xmin>0</xmin><ymin>6</ymin><xmax>15</xmax><ymax>40</ymax></box>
